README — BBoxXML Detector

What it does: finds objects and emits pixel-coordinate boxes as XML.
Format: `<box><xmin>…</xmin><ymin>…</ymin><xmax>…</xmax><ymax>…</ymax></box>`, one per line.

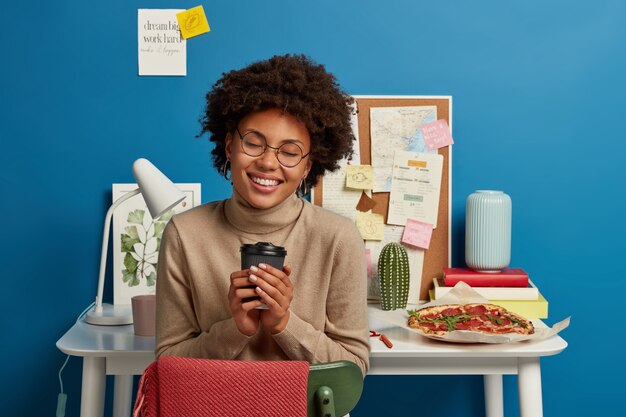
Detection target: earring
<box><xmin>299</xmin><ymin>178</ymin><xmax>308</xmax><ymax>196</ymax></box>
<box><xmin>222</xmin><ymin>159</ymin><xmax>231</xmax><ymax>180</ymax></box>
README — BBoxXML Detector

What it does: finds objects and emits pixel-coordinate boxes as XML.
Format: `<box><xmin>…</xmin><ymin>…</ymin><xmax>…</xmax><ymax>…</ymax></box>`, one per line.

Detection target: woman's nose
<box><xmin>256</xmin><ymin>148</ymin><xmax>280</xmax><ymax>169</ymax></box>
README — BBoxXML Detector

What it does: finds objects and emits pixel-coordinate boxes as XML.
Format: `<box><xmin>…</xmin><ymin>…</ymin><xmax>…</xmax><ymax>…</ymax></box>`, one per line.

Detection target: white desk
<box><xmin>57</xmin><ymin>307</ymin><xmax>567</xmax><ymax>417</ymax></box>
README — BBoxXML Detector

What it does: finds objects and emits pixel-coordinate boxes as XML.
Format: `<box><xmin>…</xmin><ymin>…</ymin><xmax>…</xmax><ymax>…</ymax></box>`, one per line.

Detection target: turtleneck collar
<box><xmin>224</xmin><ymin>188</ymin><xmax>304</xmax><ymax>234</ymax></box>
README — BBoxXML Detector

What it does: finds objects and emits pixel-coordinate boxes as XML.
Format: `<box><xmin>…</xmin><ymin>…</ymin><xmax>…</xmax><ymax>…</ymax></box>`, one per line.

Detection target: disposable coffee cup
<box><xmin>240</xmin><ymin>242</ymin><xmax>287</xmax><ymax>309</ymax></box>
<box><xmin>131</xmin><ymin>294</ymin><xmax>156</xmax><ymax>336</ymax></box>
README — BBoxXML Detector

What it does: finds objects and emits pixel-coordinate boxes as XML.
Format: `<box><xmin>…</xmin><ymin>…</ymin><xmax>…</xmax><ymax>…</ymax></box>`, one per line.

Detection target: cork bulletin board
<box><xmin>313</xmin><ymin>96</ymin><xmax>452</xmax><ymax>301</ymax></box>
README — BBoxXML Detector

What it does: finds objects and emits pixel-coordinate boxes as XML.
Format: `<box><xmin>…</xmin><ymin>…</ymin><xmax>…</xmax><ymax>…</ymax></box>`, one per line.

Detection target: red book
<box><xmin>443</xmin><ymin>268</ymin><xmax>529</xmax><ymax>287</ymax></box>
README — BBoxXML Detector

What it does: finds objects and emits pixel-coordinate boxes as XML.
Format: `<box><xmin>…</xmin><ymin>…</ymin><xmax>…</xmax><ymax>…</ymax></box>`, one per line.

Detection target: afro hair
<box><xmin>199</xmin><ymin>54</ymin><xmax>356</xmax><ymax>190</ymax></box>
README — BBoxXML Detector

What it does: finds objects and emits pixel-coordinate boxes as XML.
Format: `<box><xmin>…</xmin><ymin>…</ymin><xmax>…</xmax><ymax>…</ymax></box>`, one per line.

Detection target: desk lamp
<box><xmin>85</xmin><ymin>158</ymin><xmax>185</xmax><ymax>325</ymax></box>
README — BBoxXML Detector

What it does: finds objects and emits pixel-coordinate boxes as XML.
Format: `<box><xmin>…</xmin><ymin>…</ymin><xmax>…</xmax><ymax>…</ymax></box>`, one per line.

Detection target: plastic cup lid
<box><xmin>240</xmin><ymin>242</ymin><xmax>287</xmax><ymax>257</ymax></box>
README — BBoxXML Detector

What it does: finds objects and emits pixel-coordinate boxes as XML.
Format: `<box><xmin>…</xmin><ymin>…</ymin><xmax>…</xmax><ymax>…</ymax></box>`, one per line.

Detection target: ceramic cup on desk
<box><xmin>240</xmin><ymin>242</ymin><xmax>287</xmax><ymax>309</ymax></box>
<box><xmin>131</xmin><ymin>294</ymin><xmax>156</xmax><ymax>336</ymax></box>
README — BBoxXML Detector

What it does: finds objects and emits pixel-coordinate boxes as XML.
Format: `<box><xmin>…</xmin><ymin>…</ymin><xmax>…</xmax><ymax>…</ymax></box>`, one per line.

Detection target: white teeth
<box><xmin>251</xmin><ymin>176</ymin><xmax>279</xmax><ymax>186</ymax></box>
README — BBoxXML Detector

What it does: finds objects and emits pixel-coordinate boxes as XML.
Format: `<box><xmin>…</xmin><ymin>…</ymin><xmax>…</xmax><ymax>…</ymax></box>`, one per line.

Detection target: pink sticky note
<box><xmin>421</xmin><ymin>119</ymin><xmax>454</xmax><ymax>150</ymax></box>
<box><xmin>402</xmin><ymin>219</ymin><xmax>434</xmax><ymax>249</ymax></box>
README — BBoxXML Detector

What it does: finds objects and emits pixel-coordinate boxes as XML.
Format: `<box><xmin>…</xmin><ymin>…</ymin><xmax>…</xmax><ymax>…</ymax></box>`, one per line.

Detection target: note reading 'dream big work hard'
<box><xmin>138</xmin><ymin>9</ymin><xmax>186</xmax><ymax>76</ymax></box>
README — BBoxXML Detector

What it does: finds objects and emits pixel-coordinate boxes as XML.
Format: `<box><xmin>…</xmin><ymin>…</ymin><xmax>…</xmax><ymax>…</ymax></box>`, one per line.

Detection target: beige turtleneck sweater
<box><xmin>155</xmin><ymin>190</ymin><xmax>370</xmax><ymax>374</ymax></box>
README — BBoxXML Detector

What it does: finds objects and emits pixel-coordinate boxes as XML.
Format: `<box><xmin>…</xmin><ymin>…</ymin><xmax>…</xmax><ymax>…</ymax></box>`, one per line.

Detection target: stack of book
<box><xmin>429</xmin><ymin>268</ymin><xmax>548</xmax><ymax>319</ymax></box>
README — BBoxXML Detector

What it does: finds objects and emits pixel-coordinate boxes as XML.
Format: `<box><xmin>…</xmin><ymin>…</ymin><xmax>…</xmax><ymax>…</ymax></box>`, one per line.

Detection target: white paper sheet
<box><xmin>320</xmin><ymin>102</ymin><xmax>362</xmax><ymax>220</ymax></box>
<box><xmin>138</xmin><ymin>9</ymin><xmax>186</xmax><ymax>76</ymax></box>
<box><xmin>322</xmin><ymin>166</ymin><xmax>364</xmax><ymax>221</ymax></box>
<box><xmin>387</xmin><ymin>150</ymin><xmax>444</xmax><ymax>227</ymax></box>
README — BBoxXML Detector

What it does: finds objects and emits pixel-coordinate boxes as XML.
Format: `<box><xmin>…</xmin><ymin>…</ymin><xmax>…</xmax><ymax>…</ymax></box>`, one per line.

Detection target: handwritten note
<box><xmin>176</xmin><ymin>6</ymin><xmax>210</xmax><ymax>39</ymax></box>
<box><xmin>321</xmin><ymin>165</ymin><xmax>362</xmax><ymax>221</ymax></box>
<box><xmin>138</xmin><ymin>9</ymin><xmax>186</xmax><ymax>76</ymax></box>
<box><xmin>346</xmin><ymin>165</ymin><xmax>374</xmax><ymax>190</ymax></box>
<box><xmin>355</xmin><ymin>212</ymin><xmax>384</xmax><ymax>241</ymax></box>
<box><xmin>321</xmin><ymin>124</ymin><xmax>362</xmax><ymax>221</ymax></box>
<box><xmin>421</xmin><ymin>119</ymin><xmax>454</xmax><ymax>150</ymax></box>
<box><xmin>387</xmin><ymin>150</ymin><xmax>443</xmax><ymax>227</ymax></box>
<box><xmin>402</xmin><ymin>219</ymin><xmax>434</xmax><ymax>249</ymax></box>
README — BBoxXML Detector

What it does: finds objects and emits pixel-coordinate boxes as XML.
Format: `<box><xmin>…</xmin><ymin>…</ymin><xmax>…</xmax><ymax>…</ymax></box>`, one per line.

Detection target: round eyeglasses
<box><xmin>236</xmin><ymin>127</ymin><xmax>310</xmax><ymax>168</ymax></box>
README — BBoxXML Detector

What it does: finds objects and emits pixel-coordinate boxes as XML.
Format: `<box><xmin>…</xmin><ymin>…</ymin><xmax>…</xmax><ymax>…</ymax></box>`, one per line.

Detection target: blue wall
<box><xmin>1</xmin><ymin>1</ymin><xmax>624</xmax><ymax>416</ymax></box>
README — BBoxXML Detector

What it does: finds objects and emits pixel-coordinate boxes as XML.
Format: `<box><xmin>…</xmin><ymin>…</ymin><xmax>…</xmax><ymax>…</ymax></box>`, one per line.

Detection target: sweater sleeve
<box><xmin>272</xmin><ymin>222</ymin><xmax>371</xmax><ymax>374</ymax></box>
<box><xmin>155</xmin><ymin>220</ymin><xmax>252</xmax><ymax>359</ymax></box>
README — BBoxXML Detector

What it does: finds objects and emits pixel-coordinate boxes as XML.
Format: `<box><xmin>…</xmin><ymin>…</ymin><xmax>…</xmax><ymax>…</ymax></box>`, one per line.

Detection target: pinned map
<box><xmin>370</xmin><ymin>106</ymin><xmax>437</xmax><ymax>192</ymax></box>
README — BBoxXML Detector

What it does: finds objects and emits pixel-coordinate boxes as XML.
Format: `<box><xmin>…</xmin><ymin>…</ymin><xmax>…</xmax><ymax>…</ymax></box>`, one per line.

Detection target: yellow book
<box><xmin>428</xmin><ymin>290</ymin><xmax>548</xmax><ymax>319</ymax></box>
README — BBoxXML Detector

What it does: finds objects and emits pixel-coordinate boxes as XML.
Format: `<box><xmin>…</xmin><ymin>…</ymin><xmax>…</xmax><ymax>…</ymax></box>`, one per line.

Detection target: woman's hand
<box><xmin>228</xmin><ymin>269</ymin><xmax>263</xmax><ymax>336</ymax></box>
<box><xmin>249</xmin><ymin>264</ymin><xmax>294</xmax><ymax>334</ymax></box>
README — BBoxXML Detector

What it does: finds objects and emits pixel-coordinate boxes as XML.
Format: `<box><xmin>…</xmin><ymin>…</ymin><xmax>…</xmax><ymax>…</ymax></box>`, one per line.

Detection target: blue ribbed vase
<box><xmin>465</xmin><ymin>190</ymin><xmax>512</xmax><ymax>272</ymax></box>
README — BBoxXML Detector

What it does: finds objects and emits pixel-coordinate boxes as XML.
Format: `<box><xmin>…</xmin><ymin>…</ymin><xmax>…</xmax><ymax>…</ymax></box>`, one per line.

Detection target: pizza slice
<box><xmin>407</xmin><ymin>303</ymin><xmax>534</xmax><ymax>336</ymax></box>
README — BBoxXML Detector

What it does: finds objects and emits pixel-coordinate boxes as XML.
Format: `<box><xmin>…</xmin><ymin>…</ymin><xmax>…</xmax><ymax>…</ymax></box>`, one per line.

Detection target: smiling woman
<box><xmin>225</xmin><ymin>109</ymin><xmax>311</xmax><ymax>210</ymax></box>
<box><xmin>154</xmin><ymin>54</ymin><xmax>370</xmax><ymax>375</ymax></box>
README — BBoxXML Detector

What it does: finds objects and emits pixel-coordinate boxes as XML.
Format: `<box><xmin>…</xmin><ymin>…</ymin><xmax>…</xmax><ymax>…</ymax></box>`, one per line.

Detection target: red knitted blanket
<box><xmin>133</xmin><ymin>357</ymin><xmax>309</xmax><ymax>417</ymax></box>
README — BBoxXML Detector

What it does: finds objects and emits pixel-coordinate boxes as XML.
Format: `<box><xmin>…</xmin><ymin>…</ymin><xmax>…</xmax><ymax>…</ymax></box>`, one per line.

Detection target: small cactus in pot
<box><xmin>378</xmin><ymin>243</ymin><xmax>410</xmax><ymax>310</ymax></box>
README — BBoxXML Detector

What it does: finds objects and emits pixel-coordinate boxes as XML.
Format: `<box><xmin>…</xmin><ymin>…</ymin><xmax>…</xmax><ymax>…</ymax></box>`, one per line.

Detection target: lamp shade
<box><xmin>133</xmin><ymin>158</ymin><xmax>185</xmax><ymax>218</ymax></box>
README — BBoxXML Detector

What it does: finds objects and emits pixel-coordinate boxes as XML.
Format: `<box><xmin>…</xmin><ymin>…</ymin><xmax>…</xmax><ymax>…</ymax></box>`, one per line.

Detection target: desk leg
<box><xmin>518</xmin><ymin>357</ymin><xmax>543</xmax><ymax>417</ymax></box>
<box><xmin>113</xmin><ymin>375</ymin><xmax>134</xmax><ymax>417</ymax></box>
<box><xmin>484</xmin><ymin>374</ymin><xmax>504</xmax><ymax>417</ymax></box>
<box><xmin>81</xmin><ymin>357</ymin><xmax>106</xmax><ymax>417</ymax></box>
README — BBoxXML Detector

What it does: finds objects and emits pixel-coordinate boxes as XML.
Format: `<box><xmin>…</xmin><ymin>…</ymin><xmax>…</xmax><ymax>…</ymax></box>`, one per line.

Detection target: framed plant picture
<box><xmin>112</xmin><ymin>183</ymin><xmax>201</xmax><ymax>305</ymax></box>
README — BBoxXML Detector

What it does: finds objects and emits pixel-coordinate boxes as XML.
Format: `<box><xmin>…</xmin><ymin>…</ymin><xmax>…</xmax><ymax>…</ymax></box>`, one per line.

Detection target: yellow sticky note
<box><xmin>346</xmin><ymin>165</ymin><xmax>374</xmax><ymax>190</ymax></box>
<box><xmin>355</xmin><ymin>212</ymin><xmax>384</xmax><ymax>241</ymax></box>
<box><xmin>176</xmin><ymin>6</ymin><xmax>210</xmax><ymax>39</ymax></box>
